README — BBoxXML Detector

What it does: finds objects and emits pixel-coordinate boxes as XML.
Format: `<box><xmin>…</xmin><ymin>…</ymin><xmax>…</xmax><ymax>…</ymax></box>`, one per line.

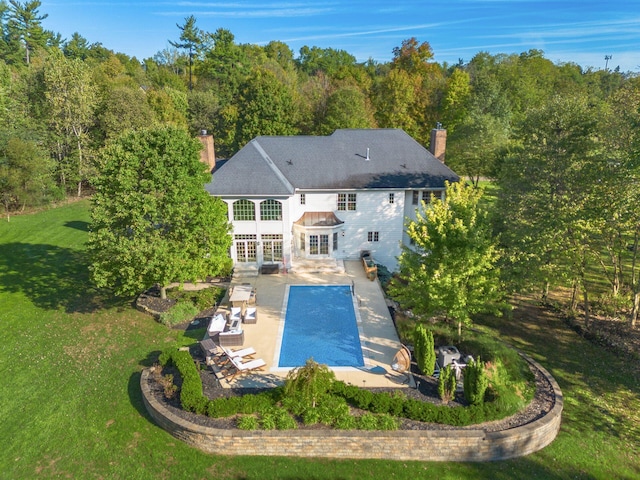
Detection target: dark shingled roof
<box><xmin>205</xmin><ymin>129</ymin><xmax>459</xmax><ymax>196</ymax></box>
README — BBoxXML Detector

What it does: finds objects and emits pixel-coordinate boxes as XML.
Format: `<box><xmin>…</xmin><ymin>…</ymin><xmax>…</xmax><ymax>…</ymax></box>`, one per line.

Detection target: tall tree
<box><xmin>317</xmin><ymin>85</ymin><xmax>375</xmax><ymax>135</ymax></box>
<box><xmin>88</xmin><ymin>126</ymin><xmax>232</xmax><ymax>298</ymax></box>
<box><xmin>234</xmin><ymin>68</ymin><xmax>298</xmax><ymax>148</ymax></box>
<box><xmin>389</xmin><ymin>181</ymin><xmax>502</xmax><ymax>338</ymax></box>
<box><xmin>0</xmin><ymin>135</ymin><xmax>57</xmax><ymax>220</ymax></box>
<box><xmin>43</xmin><ymin>50</ymin><xmax>97</xmax><ymax>196</ymax></box>
<box><xmin>496</xmin><ymin>93</ymin><xmax>601</xmax><ymax>323</ymax></box>
<box><xmin>7</xmin><ymin>0</ymin><xmax>48</xmax><ymax>65</ymax></box>
<box><xmin>169</xmin><ymin>15</ymin><xmax>201</xmax><ymax>91</ymax></box>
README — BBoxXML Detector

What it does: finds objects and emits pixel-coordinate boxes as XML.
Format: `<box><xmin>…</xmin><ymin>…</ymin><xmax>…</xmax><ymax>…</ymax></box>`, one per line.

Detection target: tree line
<box><xmin>1</xmin><ymin>3</ymin><xmax>639</xmax><ymax>327</ymax></box>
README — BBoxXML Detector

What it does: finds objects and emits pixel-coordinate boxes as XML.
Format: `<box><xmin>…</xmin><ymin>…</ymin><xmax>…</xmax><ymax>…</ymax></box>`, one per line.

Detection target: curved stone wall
<box><xmin>140</xmin><ymin>355</ymin><xmax>563</xmax><ymax>462</ymax></box>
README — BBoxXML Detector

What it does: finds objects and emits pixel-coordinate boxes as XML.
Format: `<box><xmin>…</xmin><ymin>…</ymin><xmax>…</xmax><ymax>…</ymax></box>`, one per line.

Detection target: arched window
<box><xmin>233</xmin><ymin>199</ymin><xmax>255</xmax><ymax>221</ymax></box>
<box><xmin>260</xmin><ymin>199</ymin><xmax>282</xmax><ymax>221</ymax></box>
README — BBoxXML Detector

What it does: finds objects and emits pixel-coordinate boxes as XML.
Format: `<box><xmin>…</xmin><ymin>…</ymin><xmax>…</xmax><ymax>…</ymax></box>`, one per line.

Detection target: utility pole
<box><xmin>604</xmin><ymin>55</ymin><xmax>612</xmax><ymax>71</ymax></box>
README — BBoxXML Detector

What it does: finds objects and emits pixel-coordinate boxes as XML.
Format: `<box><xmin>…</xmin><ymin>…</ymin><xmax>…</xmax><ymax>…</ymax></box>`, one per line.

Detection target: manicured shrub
<box><xmin>357</xmin><ymin>413</ymin><xmax>379</xmax><ymax>430</ymax></box>
<box><xmin>316</xmin><ymin>395</ymin><xmax>350</xmax><ymax>426</ymax></box>
<box><xmin>376</xmin><ymin>413</ymin><xmax>399</xmax><ymax>430</ymax></box>
<box><xmin>369</xmin><ymin>391</ymin><xmax>392</xmax><ymax>413</ymax></box>
<box><xmin>464</xmin><ymin>357</ymin><xmax>489</xmax><ymax>405</ymax></box>
<box><xmin>351</xmin><ymin>388</ymin><xmax>374</xmax><ymax>410</ymax></box>
<box><xmin>414</xmin><ymin>324</ymin><xmax>436</xmax><ymax>376</ymax></box>
<box><xmin>158</xmin><ymin>347</ymin><xmax>178</xmax><ymax>366</ymax></box>
<box><xmin>438</xmin><ymin>364</ymin><xmax>457</xmax><ymax>403</ymax></box>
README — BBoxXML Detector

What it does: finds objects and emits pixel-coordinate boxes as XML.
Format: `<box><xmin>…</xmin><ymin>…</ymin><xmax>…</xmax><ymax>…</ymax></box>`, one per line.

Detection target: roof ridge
<box><xmin>251</xmin><ymin>139</ymin><xmax>295</xmax><ymax>194</ymax></box>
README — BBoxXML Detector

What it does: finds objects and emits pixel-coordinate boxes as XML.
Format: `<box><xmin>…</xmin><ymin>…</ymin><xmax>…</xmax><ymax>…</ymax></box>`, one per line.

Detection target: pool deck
<box><xmin>214</xmin><ymin>260</ymin><xmax>413</xmax><ymax>389</ymax></box>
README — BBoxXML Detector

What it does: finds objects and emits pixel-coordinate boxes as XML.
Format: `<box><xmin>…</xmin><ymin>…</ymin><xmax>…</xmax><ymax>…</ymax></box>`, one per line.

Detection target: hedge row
<box><xmin>330</xmin><ymin>380</ymin><xmax>518</xmax><ymax>426</ymax></box>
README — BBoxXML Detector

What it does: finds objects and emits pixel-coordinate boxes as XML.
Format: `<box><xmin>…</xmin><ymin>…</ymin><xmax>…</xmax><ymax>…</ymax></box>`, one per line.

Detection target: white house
<box><xmin>204</xmin><ymin>128</ymin><xmax>459</xmax><ymax>273</ymax></box>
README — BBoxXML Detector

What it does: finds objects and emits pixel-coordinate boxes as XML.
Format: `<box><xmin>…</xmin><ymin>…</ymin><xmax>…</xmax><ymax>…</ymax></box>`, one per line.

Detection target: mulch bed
<box><xmin>146</xmin><ymin>344</ymin><xmax>555</xmax><ymax>433</ymax></box>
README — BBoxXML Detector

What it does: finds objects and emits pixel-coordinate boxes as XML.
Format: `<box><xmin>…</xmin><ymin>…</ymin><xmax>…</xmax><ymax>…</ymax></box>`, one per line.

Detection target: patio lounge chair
<box><xmin>391</xmin><ymin>345</ymin><xmax>412</xmax><ymax>384</ymax></box>
<box><xmin>243</xmin><ymin>307</ymin><xmax>257</xmax><ymax>324</ymax></box>
<box><xmin>225</xmin><ymin>356</ymin><xmax>266</xmax><ymax>380</ymax></box>
<box><xmin>221</xmin><ymin>345</ymin><xmax>256</xmax><ymax>360</ymax></box>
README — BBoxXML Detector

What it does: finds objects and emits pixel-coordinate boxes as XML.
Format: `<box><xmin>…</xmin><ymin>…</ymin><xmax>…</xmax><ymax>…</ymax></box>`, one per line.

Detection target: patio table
<box><xmin>229</xmin><ymin>284</ymin><xmax>253</xmax><ymax>308</ymax></box>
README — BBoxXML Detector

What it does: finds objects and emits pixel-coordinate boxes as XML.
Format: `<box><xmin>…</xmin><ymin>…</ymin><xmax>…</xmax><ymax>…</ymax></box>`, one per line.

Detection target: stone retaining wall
<box><xmin>140</xmin><ymin>355</ymin><xmax>562</xmax><ymax>461</ymax></box>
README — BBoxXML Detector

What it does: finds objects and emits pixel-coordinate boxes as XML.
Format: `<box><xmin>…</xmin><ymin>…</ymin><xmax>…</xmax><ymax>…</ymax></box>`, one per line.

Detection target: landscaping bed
<box><xmin>146</xmin><ymin>345</ymin><xmax>555</xmax><ymax>434</ymax></box>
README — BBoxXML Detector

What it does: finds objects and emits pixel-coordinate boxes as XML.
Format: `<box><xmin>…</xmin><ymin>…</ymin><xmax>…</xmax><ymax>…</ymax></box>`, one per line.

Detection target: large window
<box><xmin>260</xmin><ymin>199</ymin><xmax>282</xmax><ymax>221</ymax></box>
<box><xmin>233</xmin><ymin>199</ymin><xmax>255</xmax><ymax>221</ymax></box>
<box><xmin>333</xmin><ymin>232</ymin><xmax>338</xmax><ymax>251</ymax></box>
<box><xmin>235</xmin><ymin>234</ymin><xmax>257</xmax><ymax>262</ymax></box>
<box><xmin>337</xmin><ymin>193</ymin><xmax>357</xmax><ymax>211</ymax></box>
<box><xmin>261</xmin><ymin>234</ymin><xmax>283</xmax><ymax>262</ymax></box>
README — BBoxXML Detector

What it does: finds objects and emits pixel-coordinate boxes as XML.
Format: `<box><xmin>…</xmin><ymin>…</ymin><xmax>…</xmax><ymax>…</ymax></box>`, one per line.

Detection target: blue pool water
<box><xmin>278</xmin><ymin>285</ymin><xmax>364</xmax><ymax>368</ymax></box>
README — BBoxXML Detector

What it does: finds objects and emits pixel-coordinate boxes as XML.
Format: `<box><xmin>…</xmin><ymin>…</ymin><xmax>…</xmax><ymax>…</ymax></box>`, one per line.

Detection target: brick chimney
<box><xmin>429</xmin><ymin>123</ymin><xmax>447</xmax><ymax>163</ymax></box>
<box><xmin>197</xmin><ymin>130</ymin><xmax>216</xmax><ymax>171</ymax></box>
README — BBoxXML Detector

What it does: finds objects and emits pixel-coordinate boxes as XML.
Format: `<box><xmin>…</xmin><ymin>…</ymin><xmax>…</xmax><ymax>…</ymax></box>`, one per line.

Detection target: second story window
<box><xmin>337</xmin><ymin>193</ymin><xmax>357</xmax><ymax>211</ymax></box>
<box><xmin>233</xmin><ymin>199</ymin><xmax>255</xmax><ymax>221</ymax></box>
<box><xmin>389</xmin><ymin>193</ymin><xmax>395</xmax><ymax>204</ymax></box>
<box><xmin>260</xmin><ymin>199</ymin><xmax>282</xmax><ymax>221</ymax></box>
<box><xmin>300</xmin><ymin>193</ymin><xmax>306</xmax><ymax>205</ymax></box>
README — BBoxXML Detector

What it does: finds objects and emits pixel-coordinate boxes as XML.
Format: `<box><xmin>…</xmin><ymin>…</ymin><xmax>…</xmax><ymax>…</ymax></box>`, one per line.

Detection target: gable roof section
<box><xmin>205</xmin><ymin>129</ymin><xmax>459</xmax><ymax>196</ymax></box>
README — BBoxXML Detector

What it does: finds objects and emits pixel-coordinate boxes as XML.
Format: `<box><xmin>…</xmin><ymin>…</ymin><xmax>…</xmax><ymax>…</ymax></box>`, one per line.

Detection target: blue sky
<box><xmin>40</xmin><ymin>1</ymin><xmax>639</xmax><ymax>72</ymax></box>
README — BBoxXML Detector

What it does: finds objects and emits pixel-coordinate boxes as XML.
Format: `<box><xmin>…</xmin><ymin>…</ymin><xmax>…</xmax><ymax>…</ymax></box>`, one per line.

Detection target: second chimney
<box><xmin>429</xmin><ymin>123</ymin><xmax>447</xmax><ymax>163</ymax></box>
<box><xmin>197</xmin><ymin>129</ymin><xmax>216</xmax><ymax>171</ymax></box>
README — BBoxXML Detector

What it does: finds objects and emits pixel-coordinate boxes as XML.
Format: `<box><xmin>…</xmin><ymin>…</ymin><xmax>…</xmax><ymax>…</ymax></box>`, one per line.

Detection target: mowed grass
<box><xmin>1</xmin><ymin>201</ymin><xmax>639</xmax><ymax>479</ymax></box>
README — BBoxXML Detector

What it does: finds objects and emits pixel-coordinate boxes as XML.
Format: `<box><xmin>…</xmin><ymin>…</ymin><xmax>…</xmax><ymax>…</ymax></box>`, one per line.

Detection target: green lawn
<box><xmin>1</xmin><ymin>201</ymin><xmax>639</xmax><ymax>479</ymax></box>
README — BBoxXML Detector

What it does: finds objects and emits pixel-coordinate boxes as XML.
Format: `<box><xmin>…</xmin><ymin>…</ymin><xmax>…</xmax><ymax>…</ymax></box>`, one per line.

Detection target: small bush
<box><xmin>159</xmin><ymin>301</ymin><xmax>199</xmax><ymax>326</ymax></box>
<box><xmin>160</xmin><ymin>373</ymin><xmax>178</xmax><ymax>399</ymax></box>
<box><xmin>274</xmin><ymin>408</ymin><xmax>297</xmax><ymax>430</ymax></box>
<box><xmin>376</xmin><ymin>413</ymin><xmax>399</xmax><ymax>431</ymax></box>
<box><xmin>334</xmin><ymin>413</ymin><xmax>357</xmax><ymax>430</ymax></box>
<box><xmin>357</xmin><ymin>413</ymin><xmax>379</xmax><ymax>430</ymax></box>
<box><xmin>438</xmin><ymin>364</ymin><xmax>457</xmax><ymax>402</ymax></box>
<box><xmin>316</xmin><ymin>395</ymin><xmax>350</xmax><ymax>426</ymax></box>
<box><xmin>463</xmin><ymin>357</ymin><xmax>489</xmax><ymax>405</ymax></box>
<box><xmin>260</xmin><ymin>411</ymin><xmax>277</xmax><ymax>430</ymax></box>
<box><xmin>369</xmin><ymin>391</ymin><xmax>392</xmax><ymax>413</ymax></box>
<box><xmin>237</xmin><ymin>415</ymin><xmax>258</xmax><ymax>430</ymax></box>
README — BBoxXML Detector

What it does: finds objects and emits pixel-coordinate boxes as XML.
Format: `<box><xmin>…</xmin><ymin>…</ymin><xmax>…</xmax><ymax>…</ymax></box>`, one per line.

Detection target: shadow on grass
<box><xmin>128</xmin><ymin>370</ymin><xmax>155</xmax><ymax>424</ymax></box>
<box><xmin>64</xmin><ymin>220</ymin><xmax>90</xmax><ymax>232</ymax></box>
<box><xmin>0</xmin><ymin>242</ymin><xmax>128</xmax><ymax>313</ymax></box>
<box><xmin>479</xmin><ymin>301</ymin><xmax>640</xmax><ymax>445</ymax></box>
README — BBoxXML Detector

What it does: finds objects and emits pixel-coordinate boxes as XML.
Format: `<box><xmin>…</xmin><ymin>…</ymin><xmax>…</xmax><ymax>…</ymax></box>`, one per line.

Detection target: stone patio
<box><xmin>213</xmin><ymin>260</ymin><xmax>413</xmax><ymax>389</ymax></box>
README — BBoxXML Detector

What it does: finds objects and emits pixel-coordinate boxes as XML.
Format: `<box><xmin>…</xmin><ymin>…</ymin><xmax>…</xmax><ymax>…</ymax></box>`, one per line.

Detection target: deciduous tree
<box><xmin>390</xmin><ymin>181</ymin><xmax>502</xmax><ymax>338</ymax></box>
<box><xmin>88</xmin><ymin>126</ymin><xmax>232</xmax><ymax>298</ymax></box>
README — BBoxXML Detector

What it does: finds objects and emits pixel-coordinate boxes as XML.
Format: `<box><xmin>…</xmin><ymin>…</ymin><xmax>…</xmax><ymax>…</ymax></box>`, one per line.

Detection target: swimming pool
<box><xmin>276</xmin><ymin>285</ymin><xmax>364</xmax><ymax>368</ymax></box>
